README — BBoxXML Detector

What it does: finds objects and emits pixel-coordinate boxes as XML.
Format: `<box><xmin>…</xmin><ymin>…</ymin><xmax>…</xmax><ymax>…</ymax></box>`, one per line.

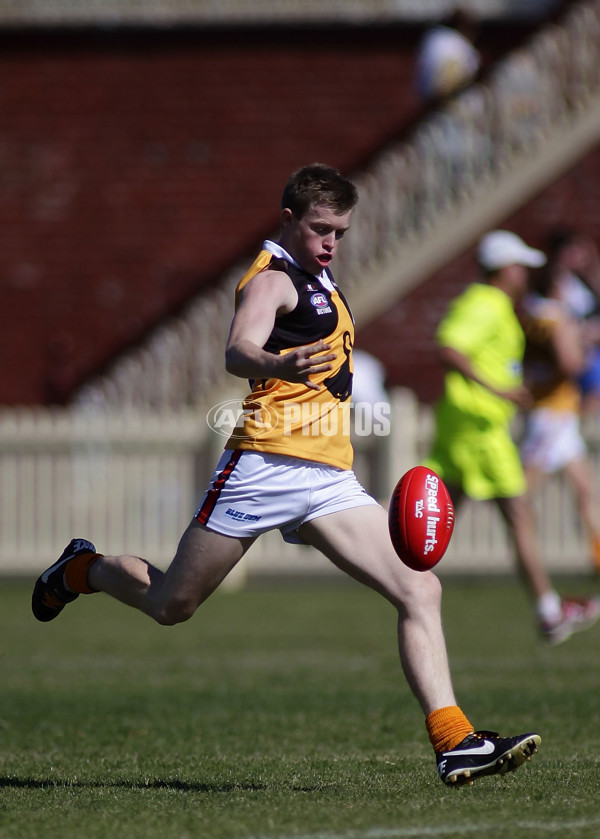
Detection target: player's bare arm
<box><xmin>551</xmin><ymin>315</ymin><xmax>585</xmax><ymax>379</ymax></box>
<box><xmin>225</xmin><ymin>269</ymin><xmax>336</xmax><ymax>390</ymax></box>
<box><xmin>439</xmin><ymin>345</ymin><xmax>531</xmax><ymax>408</ymax></box>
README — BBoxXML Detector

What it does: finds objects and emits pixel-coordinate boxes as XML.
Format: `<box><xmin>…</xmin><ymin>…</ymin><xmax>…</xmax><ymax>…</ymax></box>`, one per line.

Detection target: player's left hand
<box><xmin>277</xmin><ymin>340</ymin><xmax>337</xmax><ymax>390</ymax></box>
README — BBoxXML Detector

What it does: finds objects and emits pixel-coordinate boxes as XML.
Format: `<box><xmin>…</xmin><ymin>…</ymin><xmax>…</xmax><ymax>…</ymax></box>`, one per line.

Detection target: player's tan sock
<box><xmin>426</xmin><ymin>706</ymin><xmax>474</xmax><ymax>753</ymax></box>
<box><xmin>64</xmin><ymin>551</ymin><xmax>103</xmax><ymax>594</ymax></box>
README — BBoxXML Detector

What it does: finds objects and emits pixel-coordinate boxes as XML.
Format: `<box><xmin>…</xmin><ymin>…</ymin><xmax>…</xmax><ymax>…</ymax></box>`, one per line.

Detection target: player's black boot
<box><xmin>32</xmin><ymin>538</ymin><xmax>97</xmax><ymax>622</ymax></box>
<box><xmin>436</xmin><ymin>730</ymin><xmax>541</xmax><ymax>787</ymax></box>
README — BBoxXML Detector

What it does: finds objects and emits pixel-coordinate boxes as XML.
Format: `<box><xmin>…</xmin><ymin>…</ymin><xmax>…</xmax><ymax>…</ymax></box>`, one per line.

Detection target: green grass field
<box><xmin>2</xmin><ymin>572</ymin><xmax>600</xmax><ymax>839</ymax></box>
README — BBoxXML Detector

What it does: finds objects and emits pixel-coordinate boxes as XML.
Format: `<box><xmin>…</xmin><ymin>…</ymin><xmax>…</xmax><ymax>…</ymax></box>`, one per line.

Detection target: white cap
<box><xmin>477</xmin><ymin>230</ymin><xmax>546</xmax><ymax>271</ymax></box>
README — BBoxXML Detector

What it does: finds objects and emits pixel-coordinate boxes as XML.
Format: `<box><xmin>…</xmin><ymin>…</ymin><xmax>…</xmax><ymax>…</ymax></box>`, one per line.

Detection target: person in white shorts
<box><xmin>32</xmin><ymin>163</ymin><xmax>541</xmax><ymax>787</ymax></box>
<box><xmin>522</xmin><ymin>269</ymin><xmax>600</xmax><ymax>578</ymax></box>
<box><xmin>520</xmin><ymin>410</ymin><xmax>586</xmax><ymax>476</ymax></box>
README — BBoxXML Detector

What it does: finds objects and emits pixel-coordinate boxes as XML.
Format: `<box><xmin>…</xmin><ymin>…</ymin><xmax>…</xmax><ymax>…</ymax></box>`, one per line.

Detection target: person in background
<box><xmin>521</xmin><ymin>259</ymin><xmax>600</xmax><ymax>576</ymax></box>
<box><xmin>352</xmin><ymin>348</ymin><xmax>389</xmax><ymax>416</ymax></box>
<box><xmin>415</xmin><ymin>7</ymin><xmax>481</xmax><ymax>103</ymax></box>
<box><xmin>425</xmin><ymin>229</ymin><xmax>600</xmax><ymax>645</ymax></box>
<box><xmin>546</xmin><ymin>230</ymin><xmax>600</xmax><ymax>417</ymax></box>
<box><xmin>351</xmin><ymin>348</ymin><xmax>392</xmax><ymax>500</ymax></box>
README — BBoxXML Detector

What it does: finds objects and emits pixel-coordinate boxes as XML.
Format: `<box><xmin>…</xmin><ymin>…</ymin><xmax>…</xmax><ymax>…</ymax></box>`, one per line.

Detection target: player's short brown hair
<box><xmin>281</xmin><ymin>163</ymin><xmax>358</xmax><ymax>219</ymax></box>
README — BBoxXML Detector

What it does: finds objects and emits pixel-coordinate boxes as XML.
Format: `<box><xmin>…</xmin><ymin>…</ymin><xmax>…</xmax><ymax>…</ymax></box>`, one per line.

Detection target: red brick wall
<box><xmin>1</xmin><ymin>26</ymin><xmax>427</xmax><ymax>404</ymax></box>
<box><xmin>0</xmin><ymin>21</ymin><xmax>548</xmax><ymax>404</ymax></box>
<box><xmin>357</xmin><ymin>149</ymin><xmax>600</xmax><ymax>404</ymax></box>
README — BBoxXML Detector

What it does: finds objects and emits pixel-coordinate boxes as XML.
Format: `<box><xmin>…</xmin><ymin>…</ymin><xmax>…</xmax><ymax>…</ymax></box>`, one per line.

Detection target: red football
<box><xmin>388</xmin><ymin>466</ymin><xmax>455</xmax><ymax>572</ymax></box>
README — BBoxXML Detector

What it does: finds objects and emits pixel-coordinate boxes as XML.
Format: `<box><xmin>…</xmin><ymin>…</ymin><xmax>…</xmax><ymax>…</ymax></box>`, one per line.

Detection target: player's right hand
<box><xmin>496</xmin><ymin>384</ymin><xmax>532</xmax><ymax>409</ymax></box>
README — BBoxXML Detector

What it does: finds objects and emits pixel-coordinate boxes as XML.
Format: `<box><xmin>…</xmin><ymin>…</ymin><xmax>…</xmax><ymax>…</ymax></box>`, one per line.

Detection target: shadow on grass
<box><xmin>0</xmin><ymin>776</ymin><xmax>270</xmax><ymax>792</ymax></box>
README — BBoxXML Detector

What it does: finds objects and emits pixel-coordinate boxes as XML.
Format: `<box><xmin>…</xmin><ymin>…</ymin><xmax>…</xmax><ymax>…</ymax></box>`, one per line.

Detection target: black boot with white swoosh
<box><xmin>31</xmin><ymin>538</ymin><xmax>97</xmax><ymax>622</ymax></box>
<box><xmin>436</xmin><ymin>730</ymin><xmax>541</xmax><ymax>786</ymax></box>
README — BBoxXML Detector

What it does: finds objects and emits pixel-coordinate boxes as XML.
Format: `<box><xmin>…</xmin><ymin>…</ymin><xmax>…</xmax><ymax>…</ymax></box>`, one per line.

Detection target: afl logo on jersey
<box><xmin>310</xmin><ymin>292</ymin><xmax>332</xmax><ymax>315</ymax></box>
<box><xmin>310</xmin><ymin>292</ymin><xmax>328</xmax><ymax>308</ymax></box>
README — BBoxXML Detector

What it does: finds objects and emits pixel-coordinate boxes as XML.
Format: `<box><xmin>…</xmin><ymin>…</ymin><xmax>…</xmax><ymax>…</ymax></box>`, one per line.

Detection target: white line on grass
<box><xmin>247</xmin><ymin>818</ymin><xmax>600</xmax><ymax>839</ymax></box>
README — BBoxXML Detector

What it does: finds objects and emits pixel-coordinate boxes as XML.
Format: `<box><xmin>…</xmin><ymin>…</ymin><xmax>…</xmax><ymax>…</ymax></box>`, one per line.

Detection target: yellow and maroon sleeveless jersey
<box><xmin>522</xmin><ymin>297</ymin><xmax>581</xmax><ymax>413</ymax></box>
<box><xmin>225</xmin><ymin>248</ymin><xmax>355</xmax><ymax>470</ymax></box>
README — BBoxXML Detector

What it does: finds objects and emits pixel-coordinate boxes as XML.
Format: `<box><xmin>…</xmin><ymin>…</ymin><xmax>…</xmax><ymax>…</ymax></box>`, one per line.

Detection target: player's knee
<box><xmin>153</xmin><ymin>597</ymin><xmax>197</xmax><ymax>626</ymax></box>
<box><xmin>418</xmin><ymin>569</ymin><xmax>442</xmax><ymax>607</ymax></box>
<box><xmin>396</xmin><ymin>569</ymin><xmax>442</xmax><ymax>615</ymax></box>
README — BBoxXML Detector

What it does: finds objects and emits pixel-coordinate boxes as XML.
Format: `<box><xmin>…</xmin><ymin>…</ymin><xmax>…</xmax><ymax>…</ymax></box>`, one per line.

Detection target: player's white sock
<box><xmin>536</xmin><ymin>590</ymin><xmax>562</xmax><ymax>624</ymax></box>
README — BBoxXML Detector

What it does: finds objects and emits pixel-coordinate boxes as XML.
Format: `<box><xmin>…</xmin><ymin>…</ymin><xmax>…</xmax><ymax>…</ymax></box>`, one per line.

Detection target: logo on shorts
<box><xmin>206</xmin><ymin>398</ymin><xmax>278</xmax><ymax>439</ymax></box>
<box><xmin>225</xmin><ymin>507</ymin><xmax>262</xmax><ymax>523</ymax></box>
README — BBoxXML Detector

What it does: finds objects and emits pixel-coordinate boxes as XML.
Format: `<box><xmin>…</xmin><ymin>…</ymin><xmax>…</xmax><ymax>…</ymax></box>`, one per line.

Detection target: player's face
<box><xmin>280</xmin><ymin>203</ymin><xmax>353</xmax><ymax>276</ymax></box>
<box><xmin>563</xmin><ymin>239</ymin><xmax>589</xmax><ymax>273</ymax></box>
<box><xmin>504</xmin><ymin>262</ymin><xmax>529</xmax><ymax>298</ymax></box>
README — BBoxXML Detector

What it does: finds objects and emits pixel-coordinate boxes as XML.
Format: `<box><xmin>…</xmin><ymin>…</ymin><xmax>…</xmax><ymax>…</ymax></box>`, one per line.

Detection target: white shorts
<box><xmin>520</xmin><ymin>408</ymin><xmax>587</xmax><ymax>474</ymax></box>
<box><xmin>195</xmin><ymin>449</ymin><xmax>378</xmax><ymax>543</ymax></box>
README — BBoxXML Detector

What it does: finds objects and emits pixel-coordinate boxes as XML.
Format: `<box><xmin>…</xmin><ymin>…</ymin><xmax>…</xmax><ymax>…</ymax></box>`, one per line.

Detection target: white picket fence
<box><xmin>1</xmin><ymin>390</ymin><xmax>598</xmax><ymax>581</ymax></box>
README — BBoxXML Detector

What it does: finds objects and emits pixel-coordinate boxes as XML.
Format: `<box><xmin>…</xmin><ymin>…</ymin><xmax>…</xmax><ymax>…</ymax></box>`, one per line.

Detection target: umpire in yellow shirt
<box><xmin>426</xmin><ymin>230</ymin><xmax>600</xmax><ymax>643</ymax></box>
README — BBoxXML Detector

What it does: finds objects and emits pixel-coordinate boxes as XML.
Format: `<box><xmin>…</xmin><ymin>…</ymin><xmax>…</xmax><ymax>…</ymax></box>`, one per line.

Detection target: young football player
<box><xmin>33</xmin><ymin>165</ymin><xmax>540</xmax><ymax>786</ymax></box>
